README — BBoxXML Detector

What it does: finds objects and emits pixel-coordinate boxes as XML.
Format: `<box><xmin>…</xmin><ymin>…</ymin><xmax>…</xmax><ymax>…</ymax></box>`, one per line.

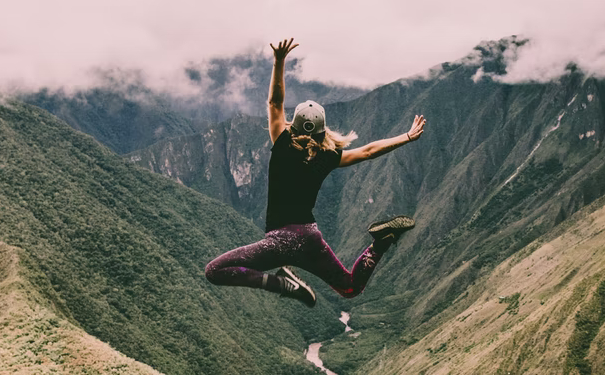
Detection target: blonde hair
<box><xmin>288</xmin><ymin>124</ymin><xmax>358</xmax><ymax>162</ymax></box>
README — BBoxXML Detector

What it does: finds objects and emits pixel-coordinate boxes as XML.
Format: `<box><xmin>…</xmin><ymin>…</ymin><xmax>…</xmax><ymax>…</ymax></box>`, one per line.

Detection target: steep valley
<box><xmin>10</xmin><ymin>36</ymin><xmax>605</xmax><ymax>373</ymax></box>
<box><xmin>332</xmin><ymin>196</ymin><xmax>605</xmax><ymax>374</ymax></box>
<box><xmin>123</xmin><ymin>38</ymin><xmax>605</xmax><ymax>373</ymax></box>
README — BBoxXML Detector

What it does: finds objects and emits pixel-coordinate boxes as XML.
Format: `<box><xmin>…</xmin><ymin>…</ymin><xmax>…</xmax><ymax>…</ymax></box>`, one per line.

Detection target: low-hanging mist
<box><xmin>1</xmin><ymin>0</ymin><xmax>604</xmax><ymax>96</ymax></box>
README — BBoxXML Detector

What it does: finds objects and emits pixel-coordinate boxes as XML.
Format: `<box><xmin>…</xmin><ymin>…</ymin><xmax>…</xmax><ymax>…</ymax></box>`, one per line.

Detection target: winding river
<box><xmin>305</xmin><ymin>312</ymin><xmax>353</xmax><ymax>375</ymax></box>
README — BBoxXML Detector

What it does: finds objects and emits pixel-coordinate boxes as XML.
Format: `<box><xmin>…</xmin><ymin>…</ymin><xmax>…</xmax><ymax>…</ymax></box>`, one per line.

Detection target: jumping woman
<box><xmin>205</xmin><ymin>38</ymin><xmax>426</xmax><ymax>307</ymax></box>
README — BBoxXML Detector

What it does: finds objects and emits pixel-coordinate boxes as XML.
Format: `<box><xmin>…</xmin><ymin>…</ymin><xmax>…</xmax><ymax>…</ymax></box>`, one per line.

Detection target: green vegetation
<box><xmin>0</xmin><ymin>243</ymin><xmax>161</xmax><ymax>374</ymax></box>
<box><xmin>320</xmin><ymin>328</ymin><xmax>393</xmax><ymax>375</ymax></box>
<box><xmin>500</xmin><ymin>293</ymin><xmax>521</xmax><ymax>316</ymax></box>
<box><xmin>565</xmin><ymin>279</ymin><xmax>605</xmax><ymax>375</ymax></box>
<box><xmin>321</xmin><ymin>69</ymin><xmax>605</xmax><ymax>371</ymax></box>
<box><xmin>25</xmin><ymin>88</ymin><xmax>204</xmax><ymax>154</ymax></box>
<box><xmin>0</xmin><ymin>102</ymin><xmax>338</xmax><ymax>374</ymax></box>
<box><xmin>11</xmin><ymin>37</ymin><xmax>605</xmax><ymax>374</ymax></box>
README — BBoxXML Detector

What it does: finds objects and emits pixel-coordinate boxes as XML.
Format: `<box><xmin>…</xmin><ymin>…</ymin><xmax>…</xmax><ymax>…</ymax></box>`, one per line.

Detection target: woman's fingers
<box><xmin>271</xmin><ymin>38</ymin><xmax>297</xmax><ymax>53</ymax></box>
<box><xmin>270</xmin><ymin>38</ymin><xmax>298</xmax><ymax>60</ymax></box>
<box><xmin>413</xmin><ymin>115</ymin><xmax>421</xmax><ymax>126</ymax></box>
<box><xmin>285</xmin><ymin>38</ymin><xmax>298</xmax><ymax>53</ymax></box>
<box><xmin>408</xmin><ymin>115</ymin><xmax>426</xmax><ymax>141</ymax></box>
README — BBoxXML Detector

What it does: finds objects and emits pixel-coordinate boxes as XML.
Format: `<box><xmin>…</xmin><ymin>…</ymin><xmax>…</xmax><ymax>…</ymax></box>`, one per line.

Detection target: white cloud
<box><xmin>471</xmin><ymin>67</ymin><xmax>484</xmax><ymax>83</ymax></box>
<box><xmin>0</xmin><ymin>0</ymin><xmax>603</xmax><ymax>94</ymax></box>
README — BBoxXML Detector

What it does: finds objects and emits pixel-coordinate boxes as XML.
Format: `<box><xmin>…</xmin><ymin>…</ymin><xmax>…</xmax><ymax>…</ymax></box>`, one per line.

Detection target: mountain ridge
<box><xmin>0</xmin><ymin>241</ymin><xmax>163</xmax><ymax>374</ymax></box>
<box><xmin>14</xmin><ymin>35</ymin><xmax>605</xmax><ymax>373</ymax></box>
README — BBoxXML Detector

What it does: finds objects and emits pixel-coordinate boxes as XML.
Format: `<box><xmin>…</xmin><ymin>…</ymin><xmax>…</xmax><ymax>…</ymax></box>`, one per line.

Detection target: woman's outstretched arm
<box><xmin>339</xmin><ymin>115</ymin><xmax>426</xmax><ymax>167</ymax></box>
<box><xmin>267</xmin><ymin>38</ymin><xmax>298</xmax><ymax>144</ymax></box>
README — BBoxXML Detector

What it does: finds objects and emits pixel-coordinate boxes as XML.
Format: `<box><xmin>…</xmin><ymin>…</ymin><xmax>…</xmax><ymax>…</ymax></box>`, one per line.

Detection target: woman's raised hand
<box><xmin>270</xmin><ymin>38</ymin><xmax>299</xmax><ymax>61</ymax></box>
<box><xmin>407</xmin><ymin>115</ymin><xmax>426</xmax><ymax>141</ymax></box>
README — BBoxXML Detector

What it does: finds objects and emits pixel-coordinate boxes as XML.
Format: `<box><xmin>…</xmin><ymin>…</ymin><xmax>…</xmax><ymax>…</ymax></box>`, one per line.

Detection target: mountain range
<box><xmin>3</xmin><ymin>35</ymin><xmax>605</xmax><ymax>374</ymax></box>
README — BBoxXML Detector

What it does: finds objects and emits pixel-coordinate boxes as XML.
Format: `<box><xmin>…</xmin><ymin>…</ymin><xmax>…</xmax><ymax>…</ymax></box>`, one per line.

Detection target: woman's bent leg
<box><xmin>293</xmin><ymin>225</ymin><xmax>394</xmax><ymax>298</ymax></box>
<box><xmin>205</xmin><ymin>224</ymin><xmax>394</xmax><ymax>299</ymax></box>
<box><xmin>205</xmin><ymin>235</ymin><xmax>292</xmax><ymax>293</ymax></box>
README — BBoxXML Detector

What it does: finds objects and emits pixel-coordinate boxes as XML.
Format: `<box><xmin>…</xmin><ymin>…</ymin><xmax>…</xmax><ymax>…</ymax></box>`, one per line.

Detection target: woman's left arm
<box><xmin>339</xmin><ymin>115</ymin><xmax>426</xmax><ymax>167</ymax></box>
<box><xmin>267</xmin><ymin>38</ymin><xmax>298</xmax><ymax>144</ymax></box>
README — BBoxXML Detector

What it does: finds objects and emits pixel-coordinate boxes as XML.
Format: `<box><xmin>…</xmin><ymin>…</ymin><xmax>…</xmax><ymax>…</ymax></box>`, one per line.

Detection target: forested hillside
<box><xmin>0</xmin><ymin>242</ymin><xmax>162</xmax><ymax>374</ymax></box>
<box><xmin>357</xmin><ymin>195</ymin><xmax>605</xmax><ymax>374</ymax></box>
<box><xmin>0</xmin><ymin>102</ymin><xmax>342</xmax><ymax>374</ymax></box>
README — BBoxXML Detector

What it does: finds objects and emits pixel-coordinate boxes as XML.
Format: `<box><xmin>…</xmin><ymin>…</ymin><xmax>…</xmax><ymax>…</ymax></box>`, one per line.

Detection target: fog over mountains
<box><xmin>2</xmin><ymin>35</ymin><xmax>605</xmax><ymax>374</ymax></box>
<box><xmin>22</xmin><ymin>52</ymin><xmax>367</xmax><ymax>155</ymax></box>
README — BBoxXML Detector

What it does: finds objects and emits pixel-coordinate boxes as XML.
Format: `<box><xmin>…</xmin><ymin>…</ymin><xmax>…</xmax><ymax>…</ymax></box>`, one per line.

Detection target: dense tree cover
<box><xmin>0</xmin><ymin>102</ymin><xmax>340</xmax><ymax>374</ymax></box>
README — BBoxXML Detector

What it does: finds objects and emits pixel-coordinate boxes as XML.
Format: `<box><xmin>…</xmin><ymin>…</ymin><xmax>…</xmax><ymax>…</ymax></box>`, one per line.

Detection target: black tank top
<box><xmin>265</xmin><ymin>129</ymin><xmax>342</xmax><ymax>232</ymax></box>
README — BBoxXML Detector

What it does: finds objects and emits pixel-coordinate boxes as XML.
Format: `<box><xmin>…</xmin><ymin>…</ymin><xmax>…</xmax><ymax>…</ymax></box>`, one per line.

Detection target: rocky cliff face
<box><xmin>126</xmin><ymin>114</ymin><xmax>272</xmax><ymax>226</ymax></box>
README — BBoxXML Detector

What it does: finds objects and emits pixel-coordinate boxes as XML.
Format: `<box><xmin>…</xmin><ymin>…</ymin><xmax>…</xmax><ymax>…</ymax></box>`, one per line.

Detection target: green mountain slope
<box><xmin>125</xmin><ymin>114</ymin><xmax>272</xmax><ymax>227</ymax></box>
<box><xmin>0</xmin><ymin>102</ymin><xmax>341</xmax><ymax>374</ymax></box>
<box><xmin>0</xmin><ymin>242</ymin><xmax>162</xmax><ymax>374</ymax></box>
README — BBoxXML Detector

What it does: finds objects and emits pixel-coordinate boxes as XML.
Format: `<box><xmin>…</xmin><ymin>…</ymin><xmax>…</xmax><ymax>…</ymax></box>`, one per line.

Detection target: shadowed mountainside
<box><xmin>0</xmin><ymin>102</ymin><xmax>340</xmax><ymax>374</ymax></box>
<box><xmin>125</xmin><ymin>114</ymin><xmax>272</xmax><ymax>227</ymax></box>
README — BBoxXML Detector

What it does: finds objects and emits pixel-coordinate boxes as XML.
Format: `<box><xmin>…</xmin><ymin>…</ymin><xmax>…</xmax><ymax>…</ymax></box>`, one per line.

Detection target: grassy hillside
<box><xmin>352</xmin><ymin>195</ymin><xmax>605</xmax><ymax>374</ymax></box>
<box><xmin>0</xmin><ymin>101</ymin><xmax>340</xmax><ymax>374</ymax></box>
<box><xmin>0</xmin><ymin>242</ymin><xmax>162</xmax><ymax>374</ymax></box>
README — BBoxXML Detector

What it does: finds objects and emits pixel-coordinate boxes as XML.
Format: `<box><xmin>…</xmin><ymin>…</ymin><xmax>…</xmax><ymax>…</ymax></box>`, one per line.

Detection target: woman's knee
<box><xmin>204</xmin><ymin>261</ymin><xmax>221</xmax><ymax>285</ymax></box>
<box><xmin>333</xmin><ymin>286</ymin><xmax>364</xmax><ymax>299</ymax></box>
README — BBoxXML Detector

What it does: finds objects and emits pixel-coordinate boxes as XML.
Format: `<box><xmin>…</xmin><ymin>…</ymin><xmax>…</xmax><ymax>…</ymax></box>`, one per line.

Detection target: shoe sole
<box><xmin>277</xmin><ymin>266</ymin><xmax>316</xmax><ymax>307</ymax></box>
<box><xmin>368</xmin><ymin>215</ymin><xmax>415</xmax><ymax>239</ymax></box>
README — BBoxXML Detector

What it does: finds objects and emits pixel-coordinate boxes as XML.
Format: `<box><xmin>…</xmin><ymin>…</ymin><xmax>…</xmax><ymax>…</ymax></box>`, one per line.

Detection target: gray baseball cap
<box><xmin>291</xmin><ymin>100</ymin><xmax>325</xmax><ymax>135</ymax></box>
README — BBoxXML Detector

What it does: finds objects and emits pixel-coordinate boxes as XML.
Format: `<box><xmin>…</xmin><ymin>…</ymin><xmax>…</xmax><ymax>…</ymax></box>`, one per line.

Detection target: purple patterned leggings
<box><xmin>205</xmin><ymin>223</ymin><xmax>391</xmax><ymax>298</ymax></box>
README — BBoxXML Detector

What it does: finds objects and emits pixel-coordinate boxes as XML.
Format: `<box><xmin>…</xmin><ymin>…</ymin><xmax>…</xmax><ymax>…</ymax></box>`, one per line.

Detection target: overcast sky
<box><xmin>1</xmin><ymin>0</ymin><xmax>603</xmax><ymax>93</ymax></box>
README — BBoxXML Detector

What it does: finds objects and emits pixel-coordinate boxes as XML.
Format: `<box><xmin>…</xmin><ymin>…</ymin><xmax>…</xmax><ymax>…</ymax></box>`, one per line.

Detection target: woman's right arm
<box><xmin>339</xmin><ymin>115</ymin><xmax>426</xmax><ymax>167</ymax></box>
<box><xmin>268</xmin><ymin>38</ymin><xmax>298</xmax><ymax>144</ymax></box>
